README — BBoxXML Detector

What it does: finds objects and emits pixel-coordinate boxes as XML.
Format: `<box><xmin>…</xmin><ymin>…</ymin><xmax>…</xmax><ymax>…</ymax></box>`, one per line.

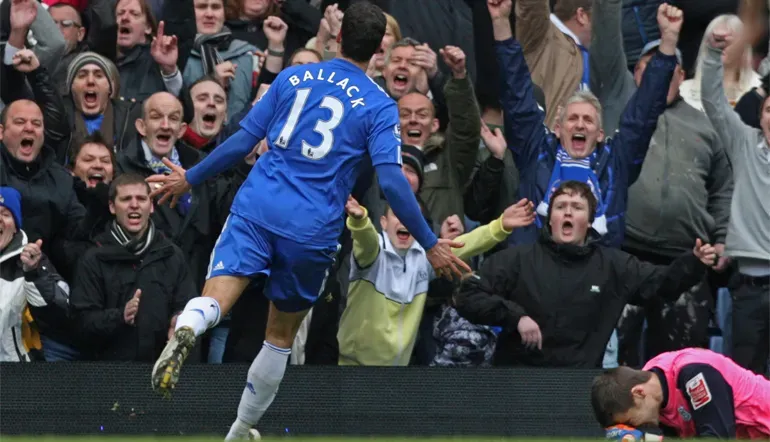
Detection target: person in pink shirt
<box><xmin>592</xmin><ymin>348</ymin><xmax>770</xmax><ymax>439</ymax></box>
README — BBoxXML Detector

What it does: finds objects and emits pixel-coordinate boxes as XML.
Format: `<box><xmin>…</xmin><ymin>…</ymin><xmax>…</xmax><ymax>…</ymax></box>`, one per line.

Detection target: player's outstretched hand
<box><xmin>693</xmin><ymin>238</ymin><xmax>717</xmax><ymax>266</ymax></box>
<box><xmin>146</xmin><ymin>158</ymin><xmax>192</xmax><ymax>208</ymax></box>
<box><xmin>426</xmin><ymin>238</ymin><xmax>472</xmax><ymax>280</ymax></box>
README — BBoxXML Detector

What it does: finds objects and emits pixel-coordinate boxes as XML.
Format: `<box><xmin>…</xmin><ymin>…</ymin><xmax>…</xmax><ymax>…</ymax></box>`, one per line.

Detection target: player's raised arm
<box><xmin>375</xmin><ymin>163</ymin><xmax>471</xmax><ymax>279</ymax></box>
<box><xmin>368</xmin><ymin>104</ymin><xmax>471</xmax><ymax>279</ymax></box>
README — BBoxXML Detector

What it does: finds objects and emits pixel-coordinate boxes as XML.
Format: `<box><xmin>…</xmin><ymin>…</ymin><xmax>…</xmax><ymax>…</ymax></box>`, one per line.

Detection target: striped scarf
<box><xmin>536</xmin><ymin>147</ymin><xmax>608</xmax><ymax>235</ymax></box>
<box><xmin>110</xmin><ymin>219</ymin><xmax>155</xmax><ymax>256</ymax></box>
<box><xmin>194</xmin><ymin>28</ymin><xmax>234</xmax><ymax>80</ymax></box>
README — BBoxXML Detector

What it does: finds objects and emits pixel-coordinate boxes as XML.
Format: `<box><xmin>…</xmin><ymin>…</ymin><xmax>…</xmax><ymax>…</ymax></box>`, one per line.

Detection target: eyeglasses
<box><xmin>55</xmin><ymin>20</ymin><xmax>82</xmax><ymax>29</ymax></box>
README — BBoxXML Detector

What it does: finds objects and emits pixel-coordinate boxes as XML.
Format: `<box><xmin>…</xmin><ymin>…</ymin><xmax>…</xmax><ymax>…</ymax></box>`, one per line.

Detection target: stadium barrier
<box><xmin>0</xmin><ymin>363</ymin><xmax>604</xmax><ymax>437</ymax></box>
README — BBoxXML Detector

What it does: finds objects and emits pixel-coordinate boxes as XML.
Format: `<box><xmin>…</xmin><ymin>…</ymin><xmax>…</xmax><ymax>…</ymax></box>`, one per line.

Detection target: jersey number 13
<box><xmin>275</xmin><ymin>88</ymin><xmax>344</xmax><ymax>160</ymax></box>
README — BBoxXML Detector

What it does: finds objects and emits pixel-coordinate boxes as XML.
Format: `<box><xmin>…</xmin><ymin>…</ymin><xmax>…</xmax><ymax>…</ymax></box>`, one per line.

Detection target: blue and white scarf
<box><xmin>536</xmin><ymin>148</ymin><xmax>608</xmax><ymax>235</ymax></box>
<box><xmin>142</xmin><ymin>141</ymin><xmax>192</xmax><ymax>216</ymax></box>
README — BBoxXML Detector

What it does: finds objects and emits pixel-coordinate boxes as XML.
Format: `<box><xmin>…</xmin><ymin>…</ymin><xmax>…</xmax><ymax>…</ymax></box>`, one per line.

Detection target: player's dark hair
<box><xmin>547</xmin><ymin>180</ymin><xmax>598</xmax><ymax>223</ymax></box>
<box><xmin>339</xmin><ymin>1</ymin><xmax>387</xmax><ymax>63</ymax></box>
<box><xmin>68</xmin><ymin>131</ymin><xmax>116</xmax><ymax>170</ymax></box>
<box><xmin>109</xmin><ymin>173</ymin><xmax>151</xmax><ymax>202</ymax></box>
<box><xmin>591</xmin><ymin>367</ymin><xmax>653</xmax><ymax>427</ymax></box>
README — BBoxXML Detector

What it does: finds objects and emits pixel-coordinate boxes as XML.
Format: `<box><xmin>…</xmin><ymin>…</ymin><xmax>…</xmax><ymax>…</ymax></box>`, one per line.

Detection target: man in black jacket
<box><xmin>52</xmin><ymin>132</ymin><xmax>117</xmax><ymax>282</ymax></box>
<box><xmin>0</xmin><ymin>49</ymin><xmax>105</xmax><ymax>360</ymax></box>
<box><xmin>70</xmin><ymin>173</ymin><xmax>194</xmax><ymax>361</ymax></box>
<box><xmin>455</xmin><ymin>180</ymin><xmax>718</xmax><ymax>368</ymax></box>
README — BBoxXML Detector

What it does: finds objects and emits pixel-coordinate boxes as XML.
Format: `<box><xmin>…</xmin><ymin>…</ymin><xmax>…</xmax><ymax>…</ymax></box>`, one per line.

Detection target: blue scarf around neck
<box><xmin>536</xmin><ymin>147</ymin><xmax>607</xmax><ymax>235</ymax></box>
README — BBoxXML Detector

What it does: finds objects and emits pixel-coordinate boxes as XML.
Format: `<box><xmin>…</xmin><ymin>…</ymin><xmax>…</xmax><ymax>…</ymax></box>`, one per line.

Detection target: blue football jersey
<box><xmin>233</xmin><ymin>58</ymin><xmax>402</xmax><ymax>247</ymax></box>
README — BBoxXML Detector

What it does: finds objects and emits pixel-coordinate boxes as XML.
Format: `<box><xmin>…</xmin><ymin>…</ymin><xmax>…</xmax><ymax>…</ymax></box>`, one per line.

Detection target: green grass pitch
<box><xmin>0</xmin><ymin>438</ymin><xmax>593</xmax><ymax>442</ymax></box>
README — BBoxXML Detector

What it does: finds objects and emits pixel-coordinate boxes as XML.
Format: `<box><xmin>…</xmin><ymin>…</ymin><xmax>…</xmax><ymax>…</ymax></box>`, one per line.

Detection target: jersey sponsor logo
<box><xmin>685</xmin><ymin>372</ymin><xmax>712</xmax><ymax>410</ymax></box>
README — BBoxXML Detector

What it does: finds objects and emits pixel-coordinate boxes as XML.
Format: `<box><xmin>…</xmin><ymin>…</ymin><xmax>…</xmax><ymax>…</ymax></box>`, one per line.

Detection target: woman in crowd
<box><xmin>680</xmin><ymin>14</ymin><xmax>761</xmax><ymax>109</ymax></box>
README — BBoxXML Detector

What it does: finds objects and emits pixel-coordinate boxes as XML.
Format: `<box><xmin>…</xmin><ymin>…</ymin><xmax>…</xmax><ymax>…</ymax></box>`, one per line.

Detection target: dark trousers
<box><xmin>618</xmin><ymin>248</ymin><xmax>713</xmax><ymax>367</ymax></box>
<box><xmin>731</xmin><ymin>276</ymin><xmax>770</xmax><ymax>376</ymax></box>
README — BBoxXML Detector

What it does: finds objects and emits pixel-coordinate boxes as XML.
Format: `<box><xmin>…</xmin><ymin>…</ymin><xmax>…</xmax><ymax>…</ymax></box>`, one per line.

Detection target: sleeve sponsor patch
<box><xmin>685</xmin><ymin>372</ymin><xmax>712</xmax><ymax>410</ymax></box>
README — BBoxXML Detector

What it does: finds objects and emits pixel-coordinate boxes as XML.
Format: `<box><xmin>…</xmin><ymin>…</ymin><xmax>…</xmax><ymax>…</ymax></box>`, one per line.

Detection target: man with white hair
<box><xmin>487</xmin><ymin>0</ymin><xmax>680</xmax><ymax>250</ymax></box>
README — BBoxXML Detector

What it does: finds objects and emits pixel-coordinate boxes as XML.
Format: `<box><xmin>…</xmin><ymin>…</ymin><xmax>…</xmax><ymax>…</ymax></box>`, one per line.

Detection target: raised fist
<box><xmin>487</xmin><ymin>0</ymin><xmax>513</xmax><ymax>21</ymax></box>
<box><xmin>12</xmin><ymin>49</ymin><xmax>40</xmax><ymax>73</ymax></box>
<box><xmin>20</xmin><ymin>239</ymin><xmax>43</xmax><ymax>272</ymax></box>
<box><xmin>707</xmin><ymin>24</ymin><xmax>734</xmax><ymax>50</ymax></box>
<box><xmin>657</xmin><ymin>3</ymin><xmax>683</xmax><ymax>37</ymax></box>
<box><xmin>440</xmin><ymin>45</ymin><xmax>467</xmax><ymax>79</ymax></box>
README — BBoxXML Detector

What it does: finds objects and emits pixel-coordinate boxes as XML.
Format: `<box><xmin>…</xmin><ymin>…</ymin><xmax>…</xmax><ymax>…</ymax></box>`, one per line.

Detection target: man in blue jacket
<box><xmin>487</xmin><ymin>0</ymin><xmax>680</xmax><ymax>250</ymax></box>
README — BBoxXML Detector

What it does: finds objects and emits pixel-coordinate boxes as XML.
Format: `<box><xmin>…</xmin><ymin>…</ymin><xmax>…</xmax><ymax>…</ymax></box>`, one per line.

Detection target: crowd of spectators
<box><xmin>0</xmin><ymin>0</ymin><xmax>767</xmax><ymax>378</ymax></box>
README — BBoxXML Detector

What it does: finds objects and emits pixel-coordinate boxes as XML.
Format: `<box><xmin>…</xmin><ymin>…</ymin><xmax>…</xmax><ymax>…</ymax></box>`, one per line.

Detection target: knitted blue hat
<box><xmin>0</xmin><ymin>187</ymin><xmax>22</xmax><ymax>229</ymax></box>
